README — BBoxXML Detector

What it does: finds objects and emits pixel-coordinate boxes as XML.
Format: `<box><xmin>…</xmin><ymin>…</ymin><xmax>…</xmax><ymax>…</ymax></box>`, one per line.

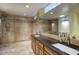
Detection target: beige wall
<box><xmin>14</xmin><ymin>19</ymin><xmax>33</xmax><ymax>42</ymax></box>
<box><xmin>33</xmin><ymin>19</ymin><xmax>52</xmax><ymax>34</ymax></box>
<box><xmin>1</xmin><ymin>15</ymin><xmax>33</xmax><ymax>44</ymax></box>
<box><xmin>70</xmin><ymin>12</ymin><xmax>79</xmax><ymax>39</ymax></box>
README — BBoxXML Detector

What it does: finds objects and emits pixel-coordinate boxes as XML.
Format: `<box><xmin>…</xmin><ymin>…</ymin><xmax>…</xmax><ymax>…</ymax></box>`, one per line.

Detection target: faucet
<box><xmin>59</xmin><ymin>32</ymin><xmax>71</xmax><ymax>45</ymax></box>
<box><xmin>59</xmin><ymin>33</ymin><xmax>62</xmax><ymax>42</ymax></box>
<box><xmin>66</xmin><ymin>34</ymin><xmax>71</xmax><ymax>45</ymax></box>
<box><xmin>59</xmin><ymin>32</ymin><xmax>65</xmax><ymax>43</ymax></box>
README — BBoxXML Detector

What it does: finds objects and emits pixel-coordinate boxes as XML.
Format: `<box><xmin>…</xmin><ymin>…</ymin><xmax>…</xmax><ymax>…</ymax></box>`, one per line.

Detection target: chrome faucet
<box><xmin>59</xmin><ymin>32</ymin><xmax>65</xmax><ymax>43</ymax></box>
<box><xmin>59</xmin><ymin>32</ymin><xmax>71</xmax><ymax>45</ymax></box>
<box><xmin>59</xmin><ymin>33</ymin><xmax>63</xmax><ymax>42</ymax></box>
<box><xmin>67</xmin><ymin>34</ymin><xmax>70</xmax><ymax>45</ymax></box>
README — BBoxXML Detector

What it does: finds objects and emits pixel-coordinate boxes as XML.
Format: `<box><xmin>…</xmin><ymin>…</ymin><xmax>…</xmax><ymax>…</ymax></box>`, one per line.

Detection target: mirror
<box><xmin>34</xmin><ymin>3</ymin><xmax>79</xmax><ymax>39</ymax></box>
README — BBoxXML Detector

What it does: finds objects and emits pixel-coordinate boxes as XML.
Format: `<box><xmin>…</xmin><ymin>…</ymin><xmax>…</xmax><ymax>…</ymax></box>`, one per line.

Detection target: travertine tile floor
<box><xmin>0</xmin><ymin>41</ymin><xmax>34</xmax><ymax>55</ymax></box>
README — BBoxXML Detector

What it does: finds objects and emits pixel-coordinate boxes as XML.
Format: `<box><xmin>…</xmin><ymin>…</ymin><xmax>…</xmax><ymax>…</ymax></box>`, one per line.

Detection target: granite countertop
<box><xmin>32</xmin><ymin>34</ymin><xmax>79</xmax><ymax>55</ymax></box>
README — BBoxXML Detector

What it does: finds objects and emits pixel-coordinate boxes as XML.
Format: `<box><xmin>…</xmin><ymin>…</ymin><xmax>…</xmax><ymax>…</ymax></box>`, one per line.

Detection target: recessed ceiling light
<box><xmin>59</xmin><ymin>15</ymin><xmax>65</xmax><ymax>17</ymax></box>
<box><xmin>25</xmin><ymin>5</ymin><xmax>29</xmax><ymax>8</ymax></box>
<box><xmin>50</xmin><ymin>12</ymin><xmax>53</xmax><ymax>14</ymax></box>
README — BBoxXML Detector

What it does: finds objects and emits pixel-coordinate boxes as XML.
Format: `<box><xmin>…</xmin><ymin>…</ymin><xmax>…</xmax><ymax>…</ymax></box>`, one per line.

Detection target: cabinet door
<box><xmin>36</xmin><ymin>46</ymin><xmax>43</xmax><ymax>55</ymax></box>
<box><xmin>31</xmin><ymin>38</ymin><xmax>36</xmax><ymax>54</ymax></box>
<box><xmin>35</xmin><ymin>40</ymin><xmax>39</xmax><ymax>55</ymax></box>
<box><xmin>38</xmin><ymin>41</ymin><xmax>44</xmax><ymax>55</ymax></box>
<box><xmin>35</xmin><ymin>40</ymin><xmax>44</xmax><ymax>55</ymax></box>
<box><xmin>36</xmin><ymin>45</ymin><xmax>40</xmax><ymax>55</ymax></box>
<box><xmin>39</xmin><ymin>49</ymin><xmax>43</xmax><ymax>55</ymax></box>
<box><xmin>44</xmin><ymin>51</ymin><xmax>50</xmax><ymax>55</ymax></box>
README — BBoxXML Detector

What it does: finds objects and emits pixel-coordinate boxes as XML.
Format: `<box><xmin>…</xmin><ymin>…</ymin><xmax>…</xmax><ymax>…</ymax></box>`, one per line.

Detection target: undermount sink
<box><xmin>52</xmin><ymin>43</ymin><xmax>79</xmax><ymax>55</ymax></box>
<box><xmin>34</xmin><ymin>34</ymin><xmax>40</xmax><ymax>37</ymax></box>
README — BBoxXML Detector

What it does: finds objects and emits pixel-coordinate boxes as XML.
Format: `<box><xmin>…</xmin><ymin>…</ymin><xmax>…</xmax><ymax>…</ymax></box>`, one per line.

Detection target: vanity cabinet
<box><xmin>31</xmin><ymin>36</ymin><xmax>59</xmax><ymax>55</ymax></box>
<box><xmin>36</xmin><ymin>40</ymin><xmax>43</xmax><ymax>55</ymax></box>
<box><xmin>44</xmin><ymin>46</ymin><xmax>58</xmax><ymax>55</ymax></box>
<box><xmin>31</xmin><ymin>37</ymin><xmax>36</xmax><ymax>54</ymax></box>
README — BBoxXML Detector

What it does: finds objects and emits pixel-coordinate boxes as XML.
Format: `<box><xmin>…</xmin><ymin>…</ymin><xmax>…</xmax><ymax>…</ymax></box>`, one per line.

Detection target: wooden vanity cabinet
<box><xmin>31</xmin><ymin>36</ymin><xmax>59</xmax><ymax>55</ymax></box>
<box><xmin>44</xmin><ymin>46</ymin><xmax>58</xmax><ymax>55</ymax></box>
<box><xmin>36</xmin><ymin>40</ymin><xmax>43</xmax><ymax>55</ymax></box>
<box><xmin>31</xmin><ymin>37</ymin><xmax>36</xmax><ymax>54</ymax></box>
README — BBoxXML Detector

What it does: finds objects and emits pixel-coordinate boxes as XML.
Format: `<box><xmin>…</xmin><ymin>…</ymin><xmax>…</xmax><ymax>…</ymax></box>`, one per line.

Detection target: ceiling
<box><xmin>0</xmin><ymin>3</ymin><xmax>48</xmax><ymax>17</ymax></box>
<box><xmin>40</xmin><ymin>3</ymin><xmax>79</xmax><ymax>20</ymax></box>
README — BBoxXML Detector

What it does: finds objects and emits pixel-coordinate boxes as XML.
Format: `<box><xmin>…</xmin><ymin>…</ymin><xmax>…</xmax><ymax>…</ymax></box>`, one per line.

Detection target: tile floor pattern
<box><xmin>0</xmin><ymin>41</ymin><xmax>34</xmax><ymax>55</ymax></box>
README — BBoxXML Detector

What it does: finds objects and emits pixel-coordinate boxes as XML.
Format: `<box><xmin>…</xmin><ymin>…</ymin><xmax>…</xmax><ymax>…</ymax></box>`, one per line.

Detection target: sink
<box><xmin>52</xmin><ymin>43</ymin><xmax>79</xmax><ymax>55</ymax></box>
<box><xmin>34</xmin><ymin>34</ymin><xmax>40</xmax><ymax>37</ymax></box>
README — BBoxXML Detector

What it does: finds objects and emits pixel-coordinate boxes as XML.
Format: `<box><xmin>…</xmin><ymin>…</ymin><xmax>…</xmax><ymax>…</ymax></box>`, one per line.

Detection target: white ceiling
<box><xmin>0</xmin><ymin>3</ymin><xmax>48</xmax><ymax>17</ymax></box>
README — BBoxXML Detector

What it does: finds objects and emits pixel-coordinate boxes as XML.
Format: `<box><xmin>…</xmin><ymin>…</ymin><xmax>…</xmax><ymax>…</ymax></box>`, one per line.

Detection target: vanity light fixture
<box><xmin>25</xmin><ymin>5</ymin><xmax>30</xmax><ymax>8</ymax></box>
<box><xmin>59</xmin><ymin>15</ymin><xmax>65</xmax><ymax>17</ymax></box>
